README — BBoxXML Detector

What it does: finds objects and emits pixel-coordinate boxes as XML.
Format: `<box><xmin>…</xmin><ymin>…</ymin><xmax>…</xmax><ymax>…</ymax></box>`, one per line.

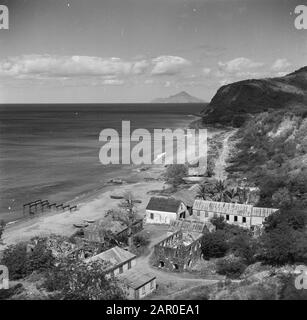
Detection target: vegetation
<box><xmin>43</xmin><ymin>259</ymin><xmax>125</xmax><ymax>300</ymax></box>
<box><xmin>0</xmin><ymin>240</ymin><xmax>55</xmax><ymax>280</ymax></box>
<box><xmin>0</xmin><ymin>220</ymin><xmax>5</xmax><ymax>243</ymax></box>
<box><xmin>216</xmin><ymin>258</ymin><xmax>246</xmax><ymax>279</ymax></box>
<box><xmin>201</xmin><ymin>231</ymin><xmax>229</xmax><ymax>259</ymax></box>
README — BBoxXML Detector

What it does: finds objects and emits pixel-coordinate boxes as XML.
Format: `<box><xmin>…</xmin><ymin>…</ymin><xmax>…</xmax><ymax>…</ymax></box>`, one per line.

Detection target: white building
<box><xmin>86</xmin><ymin>246</ymin><xmax>137</xmax><ymax>278</ymax></box>
<box><xmin>145</xmin><ymin>197</ymin><xmax>188</xmax><ymax>225</ymax></box>
<box><xmin>192</xmin><ymin>200</ymin><xmax>278</xmax><ymax>230</ymax></box>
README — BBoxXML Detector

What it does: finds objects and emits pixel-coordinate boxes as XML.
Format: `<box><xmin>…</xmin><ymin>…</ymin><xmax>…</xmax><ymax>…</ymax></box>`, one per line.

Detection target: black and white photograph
<box><xmin>0</xmin><ymin>0</ymin><xmax>307</xmax><ymax>305</ymax></box>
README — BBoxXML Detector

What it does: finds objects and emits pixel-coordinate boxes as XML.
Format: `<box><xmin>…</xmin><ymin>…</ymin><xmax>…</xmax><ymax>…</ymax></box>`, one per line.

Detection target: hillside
<box><xmin>201</xmin><ymin>67</ymin><xmax>307</xmax><ymax>126</ymax></box>
<box><xmin>152</xmin><ymin>91</ymin><xmax>204</xmax><ymax>103</ymax></box>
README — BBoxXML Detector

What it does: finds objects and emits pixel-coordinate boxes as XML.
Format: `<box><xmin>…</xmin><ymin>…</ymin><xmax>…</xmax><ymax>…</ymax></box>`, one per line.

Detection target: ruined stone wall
<box><xmin>152</xmin><ymin>231</ymin><xmax>203</xmax><ymax>272</ymax></box>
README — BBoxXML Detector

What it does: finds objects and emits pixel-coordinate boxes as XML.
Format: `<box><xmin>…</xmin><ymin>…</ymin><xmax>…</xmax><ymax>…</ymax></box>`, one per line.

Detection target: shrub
<box><xmin>216</xmin><ymin>259</ymin><xmax>247</xmax><ymax>279</ymax></box>
<box><xmin>201</xmin><ymin>231</ymin><xmax>228</xmax><ymax>259</ymax></box>
<box><xmin>229</xmin><ymin>233</ymin><xmax>257</xmax><ymax>264</ymax></box>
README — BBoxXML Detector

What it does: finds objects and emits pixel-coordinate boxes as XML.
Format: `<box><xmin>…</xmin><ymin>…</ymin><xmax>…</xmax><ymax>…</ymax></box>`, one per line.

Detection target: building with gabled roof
<box><xmin>118</xmin><ymin>269</ymin><xmax>156</xmax><ymax>300</ymax></box>
<box><xmin>145</xmin><ymin>196</ymin><xmax>188</xmax><ymax>225</ymax></box>
<box><xmin>86</xmin><ymin>246</ymin><xmax>137</xmax><ymax>277</ymax></box>
<box><xmin>192</xmin><ymin>199</ymin><xmax>278</xmax><ymax>229</ymax></box>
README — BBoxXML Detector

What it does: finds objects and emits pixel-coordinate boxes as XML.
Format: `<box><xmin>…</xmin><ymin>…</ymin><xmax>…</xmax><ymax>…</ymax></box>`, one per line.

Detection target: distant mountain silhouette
<box><xmin>152</xmin><ymin>91</ymin><xmax>204</xmax><ymax>103</ymax></box>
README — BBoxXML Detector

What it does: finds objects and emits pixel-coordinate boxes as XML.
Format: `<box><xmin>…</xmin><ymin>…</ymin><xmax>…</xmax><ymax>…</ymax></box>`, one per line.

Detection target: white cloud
<box><xmin>271</xmin><ymin>58</ymin><xmax>291</xmax><ymax>72</ymax></box>
<box><xmin>132</xmin><ymin>60</ymin><xmax>150</xmax><ymax>75</ymax></box>
<box><xmin>151</xmin><ymin>55</ymin><xmax>191</xmax><ymax>75</ymax></box>
<box><xmin>218</xmin><ymin>57</ymin><xmax>264</xmax><ymax>74</ymax></box>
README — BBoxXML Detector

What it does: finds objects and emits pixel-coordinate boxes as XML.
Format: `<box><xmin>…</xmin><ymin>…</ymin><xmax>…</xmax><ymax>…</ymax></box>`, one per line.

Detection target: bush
<box><xmin>201</xmin><ymin>231</ymin><xmax>228</xmax><ymax>259</ymax></box>
<box><xmin>216</xmin><ymin>258</ymin><xmax>246</xmax><ymax>279</ymax></box>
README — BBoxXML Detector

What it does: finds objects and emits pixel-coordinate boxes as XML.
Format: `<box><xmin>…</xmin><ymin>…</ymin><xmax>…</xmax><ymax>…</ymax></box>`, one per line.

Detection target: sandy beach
<box><xmin>0</xmin><ymin>124</ymin><xmax>223</xmax><ymax>248</ymax></box>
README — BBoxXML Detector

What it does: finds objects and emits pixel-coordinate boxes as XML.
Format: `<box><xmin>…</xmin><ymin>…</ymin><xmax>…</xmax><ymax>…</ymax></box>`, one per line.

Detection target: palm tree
<box><xmin>212</xmin><ymin>180</ymin><xmax>229</xmax><ymax>202</ymax></box>
<box><xmin>225</xmin><ymin>187</ymin><xmax>239</xmax><ymax>203</ymax></box>
<box><xmin>197</xmin><ymin>183</ymin><xmax>214</xmax><ymax>200</ymax></box>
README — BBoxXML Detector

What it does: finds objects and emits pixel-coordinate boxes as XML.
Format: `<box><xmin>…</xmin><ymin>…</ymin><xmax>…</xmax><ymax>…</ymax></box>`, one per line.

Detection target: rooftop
<box><xmin>86</xmin><ymin>246</ymin><xmax>136</xmax><ymax>268</ymax></box>
<box><xmin>192</xmin><ymin>200</ymin><xmax>278</xmax><ymax>217</ymax></box>
<box><xmin>146</xmin><ymin>197</ymin><xmax>182</xmax><ymax>213</ymax></box>
<box><xmin>168</xmin><ymin>219</ymin><xmax>206</xmax><ymax>234</ymax></box>
<box><xmin>118</xmin><ymin>268</ymin><xmax>156</xmax><ymax>290</ymax></box>
<box><xmin>85</xmin><ymin>218</ymin><xmax>128</xmax><ymax>235</ymax></box>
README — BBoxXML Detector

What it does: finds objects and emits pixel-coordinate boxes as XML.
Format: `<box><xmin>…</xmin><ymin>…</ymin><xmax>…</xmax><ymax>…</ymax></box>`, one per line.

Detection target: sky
<box><xmin>0</xmin><ymin>0</ymin><xmax>306</xmax><ymax>103</ymax></box>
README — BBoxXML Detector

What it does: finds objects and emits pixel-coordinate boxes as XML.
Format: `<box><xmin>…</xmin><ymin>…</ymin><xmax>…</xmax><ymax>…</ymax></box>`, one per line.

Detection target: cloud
<box><xmin>218</xmin><ymin>57</ymin><xmax>264</xmax><ymax>74</ymax></box>
<box><xmin>151</xmin><ymin>55</ymin><xmax>191</xmax><ymax>75</ymax></box>
<box><xmin>132</xmin><ymin>60</ymin><xmax>150</xmax><ymax>75</ymax></box>
<box><xmin>271</xmin><ymin>58</ymin><xmax>291</xmax><ymax>72</ymax></box>
<box><xmin>0</xmin><ymin>55</ymin><xmax>145</xmax><ymax>79</ymax></box>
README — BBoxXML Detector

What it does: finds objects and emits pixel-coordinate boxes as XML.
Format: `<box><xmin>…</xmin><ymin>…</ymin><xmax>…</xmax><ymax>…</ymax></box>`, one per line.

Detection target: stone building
<box><xmin>152</xmin><ymin>220</ymin><xmax>206</xmax><ymax>272</ymax></box>
<box><xmin>192</xmin><ymin>200</ymin><xmax>278</xmax><ymax>230</ymax></box>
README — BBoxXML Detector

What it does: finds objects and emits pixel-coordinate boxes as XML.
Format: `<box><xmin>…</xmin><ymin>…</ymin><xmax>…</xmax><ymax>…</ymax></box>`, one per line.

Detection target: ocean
<box><xmin>0</xmin><ymin>103</ymin><xmax>203</xmax><ymax>222</ymax></box>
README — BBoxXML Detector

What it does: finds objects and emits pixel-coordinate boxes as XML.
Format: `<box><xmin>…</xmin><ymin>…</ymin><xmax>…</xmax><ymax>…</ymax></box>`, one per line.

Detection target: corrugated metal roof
<box><xmin>192</xmin><ymin>200</ymin><xmax>278</xmax><ymax>218</ymax></box>
<box><xmin>118</xmin><ymin>269</ymin><xmax>156</xmax><ymax>290</ymax></box>
<box><xmin>86</xmin><ymin>246</ymin><xmax>136</xmax><ymax>266</ymax></box>
<box><xmin>168</xmin><ymin>219</ymin><xmax>206</xmax><ymax>233</ymax></box>
<box><xmin>146</xmin><ymin>197</ymin><xmax>182</xmax><ymax>213</ymax></box>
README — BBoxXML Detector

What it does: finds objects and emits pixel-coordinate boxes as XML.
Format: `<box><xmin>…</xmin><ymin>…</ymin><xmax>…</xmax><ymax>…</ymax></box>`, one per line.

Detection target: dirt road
<box><xmin>214</xmin><ymin>129</ymin><xmax>238</xmax><ymax>180</ymax></box>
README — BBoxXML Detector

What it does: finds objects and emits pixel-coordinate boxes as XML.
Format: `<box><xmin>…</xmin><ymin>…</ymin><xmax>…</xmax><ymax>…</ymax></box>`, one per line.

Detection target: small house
<box><xmin>145</xmin><ymin>197</ymin><xmax>188</xmax><ymax>225</ymax></box>
<box><xmin>118</xmin><ymin>269</ymin><xmax>156</xmax><ymax>299</ymax></box>
<box><xmin>86</xmin><ymin>246</ymin><xmax>137</xmax><ymax>277</ymax></box>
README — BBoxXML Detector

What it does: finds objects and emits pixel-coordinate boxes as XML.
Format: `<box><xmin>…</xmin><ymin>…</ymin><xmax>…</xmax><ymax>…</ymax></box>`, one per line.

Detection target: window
<box><xmin>234</xmin><ymin>216</ymin><xmax>238</xmax><ymax>222</ymax></box>
<box><xmin>226</xmin><ymin>215</ymin><xmax>229</xmax><ymax>221</ymax></box>
<box><xmin>242</xmin><ymin>217</ymin><xmax>246</xmax><ymax>223</ymax></box>
<box><xmin>205</xmin><ymin>211</ymin><xmax>209</xmax><ymax>218</ymax></box>
<box><xmin>150</xmin><ymin>281</ymin><xmax>154</xmax><ymax>289</ymax></box>
<box><xmin>119</xmin><ymin>266</ymin><xmax>123</xmax><ymax>274</ymax></box>
<box><xmin>150</xmin><ymin>213</ymin><xmax>154</xmax><ymax>219</ymax></box>
<box><xmin>142</xmin><ymin>286</ymin><xmax>146</xmax><ymax>294</ymax></box>
<box><xmin>197</xmin><ymin>210</ymin><xmax>200</xmax><ymax>216</ymax></box>
<box><xmin>128</xmin><ymin>261</ymin><xmax>131</xmax><ymax>269</ymax></box>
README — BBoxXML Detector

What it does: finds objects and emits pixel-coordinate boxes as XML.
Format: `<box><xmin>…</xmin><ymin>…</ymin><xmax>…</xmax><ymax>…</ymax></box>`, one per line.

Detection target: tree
<box><xmin>44</xmin><ymin>259</ymin><xmax>125</xmax><ymax>300</ymax></box>
<box><xmin>1</xmin><ymin>243</ymin><xmax>29</xmax><ymax>280</ymax></box>
<box><xmin>271</xmin><ymin>187</ymin><xmax>293</xmax><ymax>209</ymax></box>
<box><xmin>212</xmin><ymin>180</ymin><xmax>230</xmax><ymax>202</ymax></box>
<box><xmin>164</xmin><ymin>164</ymin><xmax>188</xmax><ymax>187</ymax></box>
<box><xmin>229</xmin><ymin>233</ymin><xmax>257</xmax><ymax>264</ymax></box>
<box><xmin>210</xmin><ymin>215</ymin><xmax>227</xmax><ymax>230</ymax></box>
<box><xmin>258</xmin><ymin>225</ymin><xmax>307</xmax><ymax>266</ymax></box>
<box><xmin>26</xmin><ymin>240</ymin><xmax>55</xmax><ymax>273</ymax></box>
<box><xmin>201</xmin><ymin>231</ymin><xmax>228</xmax><ymax>260</ymax></box>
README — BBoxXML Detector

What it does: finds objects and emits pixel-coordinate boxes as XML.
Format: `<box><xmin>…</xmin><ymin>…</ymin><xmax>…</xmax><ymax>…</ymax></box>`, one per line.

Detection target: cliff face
<box><xmin>152</xmin><ymin>91</ymin><xmax>204</xmax><ymax>103</ymax></box>
<box><xmin>202</xmin><ymin>67</ymin><xmax>307</xmax><ymax>126</ymax></box>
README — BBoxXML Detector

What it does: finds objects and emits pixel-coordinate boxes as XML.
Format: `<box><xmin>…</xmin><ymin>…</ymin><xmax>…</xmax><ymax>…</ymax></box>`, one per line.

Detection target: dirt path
<box><xmin>133</xmin><ymin>227</ymin><xmax>221</xmax><ymax>298</ymax></box>
<box><xmin>214</xmin><ymin>129</ymin><xmax>238</xmax><ymax>180</ymax></box>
